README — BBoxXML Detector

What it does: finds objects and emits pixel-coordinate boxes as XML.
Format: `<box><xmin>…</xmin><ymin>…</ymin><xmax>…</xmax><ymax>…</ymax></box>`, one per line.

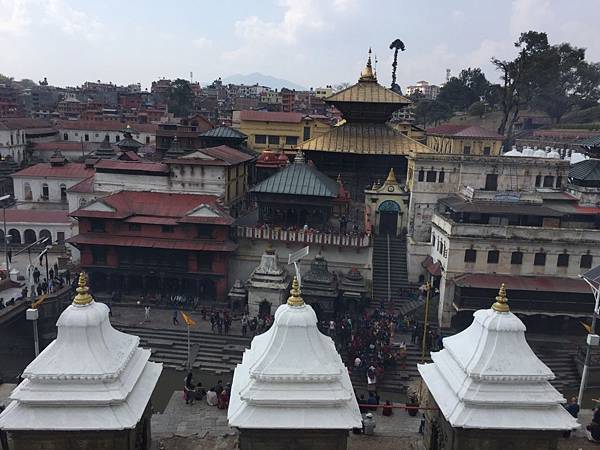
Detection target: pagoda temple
<box><xmin>339</xmin><ymin>267</ymin><xmax>369</xmax><ymax>314</ymax></box>
<box><xmin>0</xmin><ymin>273</ymin><xmax>162</xmax><ymax>450</ymax></box>
<box><xmin>299</xmin><ymin>49</ymin><xmax>431</xmax><ymax>199</ymax></box>
<box><xmin>418</xmin><ymin>284</ymin><xmax>578</xmax><ymax>450</ymax></box>
<box><xmin>117</xmin><ymin>125</ymin><xmax>144</xmax><ymax>154</ymax></box>
<box><xmin>94</xmin><ymin>134</ymin><xmax>117</xmax><ymax>159</ymax></box>
<box><xmin>228</xmin><ymin>278</ymin><xmax>362</xmax><ymax>449</ymax></box>
<box><xmin>246</xmin><ymin>246</ymin><xmax>290</xmax><ymax>317</ymax></box>
<box><xmin>301</xmin><ymin>254</ymin><xmax>338</xmax><ymax>319</ymax></box>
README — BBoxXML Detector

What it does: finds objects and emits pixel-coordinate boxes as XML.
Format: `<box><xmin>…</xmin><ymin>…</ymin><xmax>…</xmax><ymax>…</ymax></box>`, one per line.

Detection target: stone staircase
<box><xmin>529</xmin><ymin>341</ymin><xmax>580</xmax><ymax>394</ymax></box>
<box><xmin>116</xmin><ymin>325</ymin><xmax>251</xmax><ymax>375</ymax></box>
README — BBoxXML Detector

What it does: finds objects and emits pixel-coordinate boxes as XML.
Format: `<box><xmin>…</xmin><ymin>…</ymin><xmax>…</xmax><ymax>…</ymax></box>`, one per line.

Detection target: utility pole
<box><xmin>0</xmin><ymin>194</ymin><xmax>11</xmax><ymax>278</ymax></box>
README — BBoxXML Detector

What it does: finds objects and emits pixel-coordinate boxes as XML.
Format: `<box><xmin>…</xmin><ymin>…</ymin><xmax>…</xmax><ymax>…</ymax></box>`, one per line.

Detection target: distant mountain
<box><xmin>216</xmin><ymin>73</ymin><xmax>307</xmax><ymax>91</ymax></box>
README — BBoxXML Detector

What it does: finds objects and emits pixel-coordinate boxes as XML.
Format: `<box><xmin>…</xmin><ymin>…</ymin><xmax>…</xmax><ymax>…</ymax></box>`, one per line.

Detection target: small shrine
<box><xmin>364</xmin><ymin>168</ymin><xmax>409</xmax><ymax>236</ymax></box>
<box><xmin>117</xmin><ymin>125</ymin><xmax>144</xmax><ymax>154</ymax></box>
<box><xmin>228</xmin><ymin>279</ymin><xmax>247</xmax><ymax>313</ymax></box>
<box><xmin>228</xmin><ymin>278</ymin><xmax>362</xmax><ymax>449</ymax></box>
<box><xmin>164</xmin><ymin>135</ymin><xmax>186</xmax><ymax>159</ymax></box>
<box><xmin>418</xmin><ymin>285</ymin><xmax>578</xmax><ymax>450</ymax></box>
<box><xmin>94</xmin><ymin>134</ymin><xmax>116</xmax><ymax>159</ymax></box>
<box><xmin>0</xmin><ymin>273</ymin><xmax>162</xmax><ymax>450</ymax></box>
<box><xmin>301</xmin><ymin>254</ymin><xmax>338</xmax><ymax>319</ymax></box>
<box><xmin>246</xmin><ymin>246</ymin><xmax>290</xmax><ymax>317</ymax></box>
<box><xmin>339</xmin><ymin>267</ymin><xmax>369</xmax><ymax>314</ymax></box>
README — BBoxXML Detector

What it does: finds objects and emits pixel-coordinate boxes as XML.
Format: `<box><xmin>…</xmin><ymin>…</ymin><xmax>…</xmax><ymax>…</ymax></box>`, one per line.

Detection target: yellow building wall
<box><xmin>225</xmin><ymin>163</ymin><xmax>248</xmax><ymax>204</ymax></box>
<box><xmin>240</xmin><ymin>119</ymin><xmax>331</xmax><ymax>151</ymax></box>
<box><xmin>426</xmin><ymin>135</ymin><xmax>502</xmax><ymax>156</ymax></box>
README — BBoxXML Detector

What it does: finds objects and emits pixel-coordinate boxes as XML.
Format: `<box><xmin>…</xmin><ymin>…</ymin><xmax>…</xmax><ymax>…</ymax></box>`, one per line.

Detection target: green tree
<box><xmin>468</xmin><ymin>101</ymin><xmax>486</xmax><ymax>118</ymax></box>
<box><xmin>168</xmin><ymin>78</ymin><xmax>194</xmax><ymax>117</ymax></box>
<box><xmin>437</xmin><ymin>68</ymin><xmax>491</xmax><ymax>112</ymax></box>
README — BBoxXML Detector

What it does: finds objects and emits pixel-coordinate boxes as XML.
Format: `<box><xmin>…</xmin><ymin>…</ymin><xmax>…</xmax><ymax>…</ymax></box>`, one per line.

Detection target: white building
<box><xmin>0</xmin><ymin>274</ymin><xmax>162</xmax><ymax>448</ymax></box>
<box><xmin>0</xmin><ymin>118</ymin><xmax>59</xmax><ymax>164</ymax></box>
<box><xmin>405</xmin><ymin>80</ymin><xmax>440</xmax><ymax>100</ymax></box>
<box><xmin>418</xmin><ymin>286</ymin><xmax>577</xmax><ymax>449</ymax></box>
<box><xmin>56</xmin><ymin>120</ymin><xmax>157</xmax><ymax>145</ymax></box>
<box><xmin>228</xmin><ymin>278</ymin><xmax>361</xmax><ymax>447</ymax></box>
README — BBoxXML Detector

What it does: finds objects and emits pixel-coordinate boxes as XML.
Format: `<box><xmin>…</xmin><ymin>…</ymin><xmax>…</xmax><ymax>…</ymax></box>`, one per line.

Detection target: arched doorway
<box><xmin>24</xmin><ymin>229</ymin><xmax>36</xmax><ymax>244</ymax></box>
<box><xmin>378</xmin><ymin>200</ymin><xmax>400</xmax><ymax>236</ymax></box>
<box><xmin>8</xmin><ymin>229</ymin><xmax>21</xmax><ymax>244</ymax></box>
<box><xmin>39</xmin><ymin>229</ymin><xmax>52</xmax><ymax>244</ymax></box>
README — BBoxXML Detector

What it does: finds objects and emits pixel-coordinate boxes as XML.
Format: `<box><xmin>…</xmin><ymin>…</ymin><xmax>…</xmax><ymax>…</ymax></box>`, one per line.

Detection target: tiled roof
<box><xmin>569</xmin><ymin>158</ymin><xmax>600</xmax><ymax>181</ymax></box>
<box><xmin>1</xmin><ymin>209</ymin><xmax>70</xmax><ymax>224</ymax></box>
<box><xmin>56</xmin><ymin>120</ymin><xmax>157</xmax><ymax>133</ymax></box>
<box><xmin>325</xmin><ymin>81</ymin><xmax>411</xmax><ymax>104</ymax></box>
<box><xmin>72</xmin><ymin>191</ymin><xmax>233</xmax><ymax>225</ymax></box>
<box><xmin>251</xmin><ymin>158</ymin><xmax>339</xmax><ymax>197</ymax></box>
<box><xmin>200</xmin><ymin>126</ymin><xmax>247</xmax><ymax>139</ymax></box>
<box><xmin>170</xmin><ymin>145</ymin><xmax>254</xmax><ymax>166</ymax></box>
<box><xmin>426</xmin><ymin>124</ymin><xmax>502</xmax><ymax>139</ymax></box>
<box><xmin>66</xmin><ymin>176</ymin><xmax>96</xmax><ymax>193</ymax></box>
<box><xmin>0</xmin><ymin>118</ymin><xmax>54</xmax><ymax>130</ymax></box>
<box><xmin>12</xmin><ymin>163</ymin><xmax>94</xmax><ymax>179</ymax></box>
<box><xmin>32</xmin><ymin>141</ymin><xmax>97</xmax><ymax>152</ymax></box>
<box><xmin>94</xmin><ymin>160</ymin><xmax>169</xmax><ymax>174</ymax></box>
<box><xmin>299</xmin><ymin>122</ymin><xmax>431</xmax><ymax>155</ymax></box>
<box><xmin>67</xmin><ymin>233</ymin><xmax>237</xmax><ymax>252</ymax></box>
<box><xmin>239</xmin><ymin>111</ymin><xmax>303</xmax><ymax>123</ymax></box>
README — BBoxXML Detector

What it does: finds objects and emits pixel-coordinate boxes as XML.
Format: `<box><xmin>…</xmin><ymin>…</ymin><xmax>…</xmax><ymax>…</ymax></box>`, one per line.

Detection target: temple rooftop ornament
<box><xmin>228</xmin><ymin>276</ymin><xmax>361</xmax><ymax>431</ymax></box>
<box><xmin>418</xmin><ymin>284</ymin><xmax>578</xmax><ymax>433</ymax></box>
<box><xmin>359</xmin><ymin>48</ymin><xmax>377</xmax><ymax>82</ymax></box>
<box><xmin>0</xmin><ymin>272</ymin><xmax>162</xmax><ymax>433</ymax></box>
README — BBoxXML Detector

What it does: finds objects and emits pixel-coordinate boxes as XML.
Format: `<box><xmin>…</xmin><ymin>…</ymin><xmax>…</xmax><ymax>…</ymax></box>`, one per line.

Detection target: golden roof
<box><xmin>491</xmin><ymin>283</ymin><xmax>509</xmax><ymax>313</ymax></box>
<box><xmin>325</xmin><ymin>82</ymin><xmax>411</xmax><ymax>104</ymax></box>
<box><xmin>73</xmin><ymin>272</ymin><xmax>94</xmax><ymax>306</ymax></box>
<box><xmin>287</xmin><ymin>277</ymin><xmax>304</xmax><ymax>307</ymax></box>
<box><xmin>359</xmin><ymin>48</ymin><xmax>377</xmax><ymax>82</ymax></box>
<box><xmin>299</xmin><ymin>123</ymin><xmax>432</xmax><ymax>155</ymax></box>
<box><xmin>384</xmin><ymin>168</ymin><xmax>397</xmax><ymax>184</ymax></box>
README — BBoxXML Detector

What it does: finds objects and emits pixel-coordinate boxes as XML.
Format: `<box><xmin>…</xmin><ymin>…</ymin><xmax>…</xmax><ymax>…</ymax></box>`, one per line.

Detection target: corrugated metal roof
<box><xmin>299</xmin><ymin>122</ymin><xmax>431</xmax><ymax>155</ymax></box>
<box><xmin>67</xmin><ymin>233</ymin><xmax>237</xmax><ymax>252</ymax></box>
<box><xmin>426</xmin><ymin>124</ymin><xmax>502</xmax><ymax>139</ymax></box>
<box><xmin>454</xmin><ymin>273</ymin><xmax>590</xmax><ymax>294</ymax></box>
<box><xmin>200</xmin><ymin>126</ymin><xmax>247</xmax><ymax>139</ymax></box>
<box><xmin>12</xmin><ymin>163</ymin><xmax>94</xmax><ymax>179</ymax></box>
<box><xmin>577</xmin><ymin>135</ymin><xmax>600</xmax><ymax>147</ymax></box>
<box><xmin>325</xmin><ymin>81</ymin><xmax>411</xmax><ymax>104</ymax></box>
<box><xmin>251</xmin><ymin>160</ymin><xmax>339</xmax><ymax>197</ymax></box>
<box><xmin>569</xmin><ymin>159</ymin><xmax>600</xmax><ymax>182</ymax></box>
<box><xmin>439</xmin><ymin>195</ymin><xmax>563</xmax><ymax>217</ymax></box>
<box><xmin>1</xmin><ymin>209</ymin><xmax>70</xmax><ymax>224</ymax></box>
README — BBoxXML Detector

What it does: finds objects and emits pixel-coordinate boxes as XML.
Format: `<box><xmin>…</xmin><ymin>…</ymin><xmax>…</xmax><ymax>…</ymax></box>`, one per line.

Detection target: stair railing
<box><xmin>387</xmin><ymin>233</ymin><xmax>391</xmax><ymax>303</ymax></box>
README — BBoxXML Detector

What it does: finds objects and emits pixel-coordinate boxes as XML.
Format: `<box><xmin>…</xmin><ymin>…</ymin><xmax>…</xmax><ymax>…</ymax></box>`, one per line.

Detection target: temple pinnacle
<box><xmin>491</xmin><ymin>283</ymin><xmax>509</xmax><ymax>313</ymax></box>
<box><xmin>287</xmin><ymin>277</ymin><xmax>305</xmax><ymax>307</ymax></box>
<box><xmin>72</xmin><ymin>272</ymin><xmax>94</xmax><ymax>306</ymax></box>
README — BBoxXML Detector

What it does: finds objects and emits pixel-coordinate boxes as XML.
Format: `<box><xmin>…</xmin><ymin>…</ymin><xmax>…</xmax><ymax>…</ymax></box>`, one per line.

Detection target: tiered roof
<box><xmin>301</xmin><ymin>254</ymin><xmax>338</xmax><ymax>302</ymax></box>
<box><xmin>0</xmin><ymin>274</ymin><xmax>162</xmax><ymax>431</ymax></box>
<box><xmin>418</xmin><ymin>285</ymin><xmax>579</xmax><ymax>431</ymax></box>
<box><xmin>228</xmin><ymin>278</ymin><xmax>361</xmax><ymax>429</ymax></box>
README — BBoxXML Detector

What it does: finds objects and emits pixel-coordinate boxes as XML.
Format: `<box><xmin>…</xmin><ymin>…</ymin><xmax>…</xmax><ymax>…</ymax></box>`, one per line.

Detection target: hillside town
<box><xmin>1</xmin><ymin>2</ymin><xmax>600</xmax><ymax>449</ymax></box>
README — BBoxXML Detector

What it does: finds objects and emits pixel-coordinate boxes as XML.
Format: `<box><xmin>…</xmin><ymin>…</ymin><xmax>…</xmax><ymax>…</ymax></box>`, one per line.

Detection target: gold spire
<box><xmin>491</xmin><ymin>283</ymin><xmax>509</xmax><ymax>312</ymax></box>
<box><xmin>73</xmin><ymin>272</ymin><xmax>94</xmax><ymax>306</ymax></box>
<box><xmin>287</xmin><ymin>277</ymin><xmax>304</xmax><ymax>307</ymax></box>
<box><xmin>384</xmin><ymin>167</ymin><xmax>397</xmax><ymax>184</ymax></box>
<box><xmin>359</xmin><ymin>48</ymin><xmax>377</xmax><ymax>82</ymax></box>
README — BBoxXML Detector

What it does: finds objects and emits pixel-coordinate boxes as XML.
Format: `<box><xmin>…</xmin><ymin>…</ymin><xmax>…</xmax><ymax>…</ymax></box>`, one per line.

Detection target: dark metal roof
<box><xmin>439</xmin><ymin>195</ymin><xmax>563</xmax><ymax>217</ymax></box>
<box><xmin>251</xmin><ymin>158</ymin><xmax>339</xmax><ymax>197</ymax></box>
<box><xmin>569</xmin><ymin>159</ymin><xmax>600</xmax><ymax>182</ymax></box>
<box><xmin>426</xmin><ymin>124</ymin><xmax>503</xmax><ymax>139</ymax></box>
<box><xmin>454</xmin><ymin>273</ymin><xmax>590</xmax><ymax>294</ymax></box>
<box><xmin>200</xmin><ymin>126</ymin><xmax>247</xmax><ymax>139</ymax></box>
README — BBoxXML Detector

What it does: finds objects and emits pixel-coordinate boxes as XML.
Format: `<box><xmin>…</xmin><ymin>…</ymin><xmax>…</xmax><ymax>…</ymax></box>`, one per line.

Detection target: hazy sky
<box><xmin>2</xmin><ymin>0</ymin><xmax>599</xmax><ymax>90</ymax></box>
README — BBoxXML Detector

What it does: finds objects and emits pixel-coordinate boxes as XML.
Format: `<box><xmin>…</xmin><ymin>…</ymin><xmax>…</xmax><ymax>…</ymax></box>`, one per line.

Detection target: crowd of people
<box><xmin>183</xmin><ymin>372</ymin><xmax>231</xmax><ymax>410</ymax></box>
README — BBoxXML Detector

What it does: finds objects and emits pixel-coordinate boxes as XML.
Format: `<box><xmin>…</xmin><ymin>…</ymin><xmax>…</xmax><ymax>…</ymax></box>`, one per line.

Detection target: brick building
<box><xmin>68</xmin><ymin>191</ymin><xmax>236</xmax><ymax>301</ymax></box>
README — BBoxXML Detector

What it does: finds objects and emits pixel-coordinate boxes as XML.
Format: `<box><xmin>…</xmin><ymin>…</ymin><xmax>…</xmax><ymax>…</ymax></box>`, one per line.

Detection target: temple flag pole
<box><xmin>181</xmin><ymin>312</ymin><xmax>196</xmax><ymax>370</ymax></box>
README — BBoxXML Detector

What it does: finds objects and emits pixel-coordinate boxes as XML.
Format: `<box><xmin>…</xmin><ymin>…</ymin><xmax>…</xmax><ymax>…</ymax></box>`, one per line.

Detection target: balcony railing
<box><xmin>236</xmin><ymin>226</ymin><xmax>370</xmax><ymax>248</ymax></box>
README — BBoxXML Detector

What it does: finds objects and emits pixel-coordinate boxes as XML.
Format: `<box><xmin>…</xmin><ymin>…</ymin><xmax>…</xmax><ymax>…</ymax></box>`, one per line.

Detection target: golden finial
<box><xmin>287</xmin><ymin>277</ymin><xmax>304</xmax><ymax>307</ymax></box>
<box><xmin>359</xmin><ymin>48</ymin><xmax>377</xmax><ymax>82</ymax></box>
<box><xmin>385</xmin><ymin>168</ymin><xmax>397</xmax><ymax>184</ymax></box>
<box><xmin>73</xmin><ymin>272</ymin><xmax>94</xmax><ymax>306</ymax></box>
<box><xmin>491</xmin><ymin>283</ymin><xmax>509</xmax><ymax>312</ymax></box>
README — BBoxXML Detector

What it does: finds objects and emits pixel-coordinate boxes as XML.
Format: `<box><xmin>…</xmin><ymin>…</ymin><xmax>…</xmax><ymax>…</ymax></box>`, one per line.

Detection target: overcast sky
<box><xmin>2</xmin><ymin>0</ymin><xmax>599</xmax><ymax>90</ymax></box>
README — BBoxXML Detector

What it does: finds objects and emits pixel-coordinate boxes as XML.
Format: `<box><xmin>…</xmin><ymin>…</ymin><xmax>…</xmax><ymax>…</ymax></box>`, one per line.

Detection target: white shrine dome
<box><xmin>418</xmin><ymin>284</ymin><xmax>579</xmax><ymax>431</ymax></box>
<box><xmin>0</xmin><ymin>273</ymin><xmax>162</xmax><ymax>431</ymax></box>
<box><xmin>228</xmin><ymin>278</ymin><xmax>362</xmax><ymax>429</ymax></box>
<box><xmin>504</xmin><ymin>147</ymin><xmax>522</xmax><ymax>157</ymax></box>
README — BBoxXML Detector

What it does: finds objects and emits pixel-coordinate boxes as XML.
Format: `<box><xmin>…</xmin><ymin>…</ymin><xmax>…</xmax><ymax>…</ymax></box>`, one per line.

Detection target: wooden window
<box><xmin>426</xmin><ymin>171</ymin><xmax>436</xmax><ymax>182</ymax></box>
<box><xmin>196</xmin><ymin>225</ymin><xmax>212</xmax><ymax>239</ymax></box>
<box><xmin>543</xmin><ymin>176</ymin><xmax>554</xmax><ymax>188</ymax></box>
<box><xmin>511</xmin><ymin>251</ymin><xmax>523</xmax><ymax>265</ymax></box>
<box><xmin>438</xmin><ymin>171</ymin><xmax>445</xmax><ymax>183</ymax></box>
<box><xmin>285</xmin><ymin>136</ymin><xmax>298</xmax><ymax>146</ymax></box>
<box><xmin>268</xmin><ymin>135</ymin><xmax>280</xmax><ymax>145</ymax></box>
<box><xmin>90</xmin><ymin>219</ymin><xmax>105</xmax><ymax>232</ymax></box>
<box><xmin>128</xmin><ymin>223</ymin><xmax>141</xmax><ymax>232</ymax></box>
<box><xmin>303</xmin><ymin>126</ymin><xmax>311</xmax><ymax>140</ymax></box>
<box><xmin>91</xmin><ymin>247</ymin><xmax>107</xmax><ymax>265</ymax></box>
<box><xmin>483</xmin><ymin>146</ymin><xmax>491</xmax><ymax>156</ymax></box>
<box><xmin>463</xmin><ymin>145</ymin><xmax>471</xmax><ymax>155</ymax></box>
<box><xmin>557</xmin><ymin>253</ymin><xmax>569</xmax><ymax>267</ymax></box>
<box><xmin>255</xmin><ymin>135</ymin><xmax>266</xmax><ymax>144</ymax></box>
<box><xmin>464</xmin><ymin>249</ymin><xmax>476</xmax><ymax>263</ymax></box>
<box><xmin>487</xmin><ymin>250</ymin><xmax>499</xmax><ymax>264</ymax></box>
<box><xmin>418</xmin><ymin>170</ymin><xmax>425</xmax><ymax>182</ymax></box>
<box><xmin>161</xmin><ymin>225</ymin><xmax>174</xmax><ymax>233</ymax></box>
<box><xmin>534</xmin><ymin>252</ymin><xmax>546</xmax><ymax>266</ymax></box>
<box><xmin>197</xmin><ymin>253</ymin><xmax>212</xmax><ymax>272</ymax></box>
<box><xmin>580</xmin><ymin>254</ymin><xmax>592</xmax><ymax>269</ymax></box>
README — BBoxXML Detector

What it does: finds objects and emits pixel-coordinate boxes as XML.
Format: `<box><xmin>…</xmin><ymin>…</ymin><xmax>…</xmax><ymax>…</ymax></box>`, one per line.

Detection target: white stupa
<box><xmin>228</xmin><ymin>277</ymin><xmax>362</xmax><ymax>430</ymax></box>
<box><xmin>418</xmin><ymin>284</ymin><xmax>578</xmax><ymax>431</ymax></box>
<box><xmin>504</xmin><ymin>146</ymin><xmax>522</xmax><ymax>157</ymax></box>
<box><xmin>0</xmin><ymin>273</ymin><xmax>162</xmax><ymax>431</ymax></box>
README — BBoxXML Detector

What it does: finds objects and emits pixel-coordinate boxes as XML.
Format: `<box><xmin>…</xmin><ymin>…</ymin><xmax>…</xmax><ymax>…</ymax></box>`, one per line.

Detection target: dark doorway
<box><xmin>378</xmin><ymin>200</ymin><xmax>400</xmax><ymax>236</ymax></box>
<box><xmin>484</xmin><ymin>174</ymin><xmax>498</xmax><ymax>191</ymax></box>
<box><xmin>259</xmin><ymin>299</ymin><xmax>272</xmax><ymax>317</ymax></box>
